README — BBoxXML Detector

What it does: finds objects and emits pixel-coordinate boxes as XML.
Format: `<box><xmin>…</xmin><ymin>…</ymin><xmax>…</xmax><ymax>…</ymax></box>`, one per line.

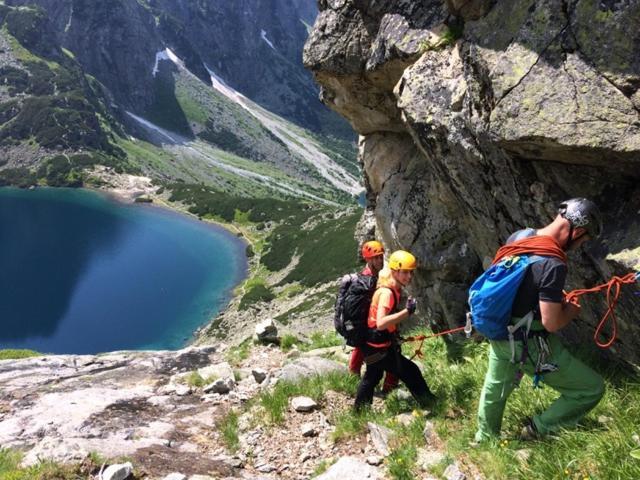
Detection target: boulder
<box><xmin>291</xmin><ymin>396</ymin><xmax>318</xmax><ymax>412</ymax></box>
<box><xmin>417</xmin><ymin>448</ymin><xmax>445</xmax><ymax>470</ymax></box>
<box><xmin>251</xmin><ymin>368</ymin><xmax>268</xmax><ymax>384</ymax></box>
<box><xmin>278</xmin><ymin>357</ymin><xmax>346</xmax><ymax>383</ymax></box>
<box><xmin>163</xmin><ymin>474</ymin><xmax>187</xmax><ymax>480</ymax></box>
<box><xmin>301</xmin><ymin>423</ymin><xmax>317</xmax><ymax>437</ymax></box>
<box><xmin>102</xmin><ymin>462</ymin><xmax>133</xmax><ymax>480</ymax></box>
<box><xmin>314</xmin><ymin>456</ymin><xmax>383</xmax><ymax>480</ymax></box>
<box><xmin>443</xmin><ymin>462</ymin><xmax>466</xmax><ymax>480</ymax></box>
<box><xmin>367</xmin><ymin>422</ymin><xmax>393</xmax><ymax>457</ymax></box>
<box><xmin>197</xmin><ymin>362</ymin><xmax>234</xmax><ymax>382</ymax></box>
<box><xmin>203</xmin><ymin>378</ymin><xmax>235</xmax><ymax>395</ymax></box>
<box><xmin>254</xmin><ymin>319</ymin><xmax>278</xmax><ymax>344</ymax></box>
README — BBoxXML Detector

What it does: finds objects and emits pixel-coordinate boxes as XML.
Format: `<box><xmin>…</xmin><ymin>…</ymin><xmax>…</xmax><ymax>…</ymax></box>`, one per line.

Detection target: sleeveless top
<box><xmin>366</xmin><ymin>285</ymin><xmax>400</xmax><ymax>348</ymax></box>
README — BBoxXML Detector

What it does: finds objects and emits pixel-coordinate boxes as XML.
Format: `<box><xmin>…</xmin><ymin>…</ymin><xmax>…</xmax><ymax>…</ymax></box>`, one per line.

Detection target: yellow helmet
<box><xmin>389</xmin><ymin>250</ymin><xmax>417</xmax><ymax>271</ymax></box>
<box><xmin>361</xmin><ymin>240</ymin><xmax>384</xmax><ymax>260</ymax></box>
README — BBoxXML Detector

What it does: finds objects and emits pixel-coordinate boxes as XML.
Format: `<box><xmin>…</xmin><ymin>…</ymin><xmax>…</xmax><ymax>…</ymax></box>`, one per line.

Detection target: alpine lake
<box><xmin>0</xmin><ymin>187</ymin><xmax>247</xmax><ymax>354</ymax></box>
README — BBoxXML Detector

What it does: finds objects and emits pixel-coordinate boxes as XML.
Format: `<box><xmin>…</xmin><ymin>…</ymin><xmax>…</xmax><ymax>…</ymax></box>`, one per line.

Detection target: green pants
<box><xmin>475</xmin><ymin>334</ymin><xmax>604</xmax><ymax>441</ymax></box>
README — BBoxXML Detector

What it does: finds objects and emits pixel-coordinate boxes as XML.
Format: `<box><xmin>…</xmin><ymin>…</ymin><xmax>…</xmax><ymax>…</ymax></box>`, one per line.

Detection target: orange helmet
<box><xmin>361</xmin><ymin>240</ymin><xmax>384</xmax><ymax>260</ymax></box>
<box><xmin>389</xmin><ymin>250</ymin><xmax>417</xmax><ymax>271</ymax></box>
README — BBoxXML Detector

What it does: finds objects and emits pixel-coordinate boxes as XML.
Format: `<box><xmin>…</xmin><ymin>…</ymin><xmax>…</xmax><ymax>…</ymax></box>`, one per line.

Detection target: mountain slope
<box><xmin>0</xmin><ymin>0</ymin><xmax>359</xmax><ymax>204</ymax></box>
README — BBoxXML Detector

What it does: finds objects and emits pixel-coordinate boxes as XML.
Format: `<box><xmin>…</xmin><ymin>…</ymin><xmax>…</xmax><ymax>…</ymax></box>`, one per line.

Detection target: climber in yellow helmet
<box><xmin>348</xmin><ymin>241</ymin><xmax>399</xmax><ymax>393</ymax></box>
<box><xmin>354</xmin><ymin>250</ymin><xmax>436</xmax><ymax>410</ymax></box>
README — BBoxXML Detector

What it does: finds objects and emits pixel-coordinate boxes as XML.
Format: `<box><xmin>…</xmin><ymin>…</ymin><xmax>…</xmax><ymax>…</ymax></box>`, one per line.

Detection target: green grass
<box><xmin>330</xmin><ymin>407</ymin><xmax>377</xmax><ymax>442</ymax></box>
<box><xmin>395</xmin><ymin>328</ymin><xmax>640</xmax><ymax>479</ymax></box>
<box><xmin>311</xmin><ymin>458</ymin><xmax>335</xmax><ymax>477</ymax></box>
<box><xmin>235</xmin><ymin>326</ymin><xmax>640</xmax><ymax>479</ymax></box>
<box><xmin>225</xmin><ymin>338</ymin><xmax>253</xmax><ymax>366</ymax></box>
<box><xmin>217</xmin><ymin>409</ymin><xmax>240</xmax><ymax>453</ymax></box>
<box><xmin>0</xmin><ymin>447</ymin><xmax>105</xmax><ymax>479</ymax></box>
<box><xmin>186</xmin><ymin>371</ymin><xmax>206</xmax><ymax>388</ymax></box>
<box><xmin>279</xmin><ymin>334</ymin><xmax>301</xmax><ymax>352</ymax></box>
<box><xmin>239</xmin><ymin>281</ymin><xmax>275</xmax><ymax>310</ymax></box>
<box><xmin>0</xmin><ymin>349</ymin><xmax>40</xmax><ymax>360</ymax></box>
<box><xmin>300</xmin><ymin>331</ymin><xmax>343</xmax><ymax>352</ymax></box>
<box><xmin>257</xmin><ymin>371</ymin><xmax>359</xmax><ymax>425</ymax></box>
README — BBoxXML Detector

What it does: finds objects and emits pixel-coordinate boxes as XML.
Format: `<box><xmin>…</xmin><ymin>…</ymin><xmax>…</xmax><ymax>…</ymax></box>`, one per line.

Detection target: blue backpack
<box><xmin>468</xmin><ymin>254</ymin><xmax>545</xmax><ymax>340</ymax></box>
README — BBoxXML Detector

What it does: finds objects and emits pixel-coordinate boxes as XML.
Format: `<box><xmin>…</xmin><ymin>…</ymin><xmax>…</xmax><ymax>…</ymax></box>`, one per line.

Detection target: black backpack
<box><xmin>334</xmin><ymin>273</ymin><xmax>377</xmax><ymax>347</ymax></box>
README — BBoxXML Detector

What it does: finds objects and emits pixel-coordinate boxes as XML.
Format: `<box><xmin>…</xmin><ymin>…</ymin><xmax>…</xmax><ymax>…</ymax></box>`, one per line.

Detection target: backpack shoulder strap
<box><xmin>378</xmin><ymin>286</ymin><xmax>400</xmax><ymax>312</ymax></box>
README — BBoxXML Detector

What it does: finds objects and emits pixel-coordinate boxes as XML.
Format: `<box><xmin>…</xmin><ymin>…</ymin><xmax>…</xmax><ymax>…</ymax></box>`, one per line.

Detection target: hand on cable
<box><xmin>563</xmin><ymin>291</ymin><xmax>581</xmax><ymax>307</ymax></box>
<box><xmin>406</xmin><ymin>297</ymin><xmax>417</xmax><ymax>315</ymax></box>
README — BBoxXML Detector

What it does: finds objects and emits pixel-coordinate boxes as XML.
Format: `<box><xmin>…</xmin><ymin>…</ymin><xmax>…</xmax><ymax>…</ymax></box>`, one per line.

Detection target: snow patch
<box><xmin>64</xmin><ymin>4</ymin><xmax>74</xmax><ymax>33</ymax></box>
<box><xmin>261</xmin><ymin>30</ymin><xmax>276</xmax><ymax>51</ymax></box>
<box><xmin>152</xmin><ymin>48</ymin><xmax>185</xmax><ymax>77</ymax></box>
<box><xmin>204</xmin><ymin>64</ymin><xmax>245</xmax><ymax>102</ymax></box>
<box><xmin>125</xmin><ymin>111</ymin><xmax>183</xmax><ymax>144</ymax></box>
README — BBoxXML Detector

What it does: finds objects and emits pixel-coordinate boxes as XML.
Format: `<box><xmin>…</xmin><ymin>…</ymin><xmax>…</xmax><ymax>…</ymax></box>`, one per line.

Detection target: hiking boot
<box><xmin>519</xmin><ymin>418</ymin><xmax>540</xmax><ymax>441</ymax></box>
<box><xmin>416</xmin><ymin>392</ymin><xmax>437</xmax><ymax>410</ymax></box>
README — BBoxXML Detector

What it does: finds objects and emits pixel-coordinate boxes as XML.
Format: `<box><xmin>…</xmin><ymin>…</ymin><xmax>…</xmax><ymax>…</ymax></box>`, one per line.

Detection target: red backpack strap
<box><xmin>379</xmin><ymin>286</ymin><xmax>400</xmax><ymax>313</ymax></box>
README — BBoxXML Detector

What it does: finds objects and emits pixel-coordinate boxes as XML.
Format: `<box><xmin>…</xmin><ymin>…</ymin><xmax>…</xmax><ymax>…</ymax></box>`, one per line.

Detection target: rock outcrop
<box><xmin>304</xmin><ymin>0</ymin><xmax>640</xmax><ymax>365</ymax></box>
<box><xmin>0</xmin><ymin>346</ymin><xmax>351</xmax><ymax>479</ymax></box>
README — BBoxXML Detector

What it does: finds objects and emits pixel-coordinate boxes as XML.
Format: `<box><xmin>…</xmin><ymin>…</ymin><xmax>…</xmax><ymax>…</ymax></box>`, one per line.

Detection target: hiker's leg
<box><xmin>388</xmin><ymin>351</ymin><xmax>434</xmax><ymax>406</ymax></box>
<box><xmin>349</xmin><ymin>346</ymin><xmax>364</xmax><ymax>375</ymax></box>
<box><xmin>475</xmin><ymin>340</ymin><xmax>518</xmax><ymax>442</ymax></box>
<box><xmin>354</xmin><ymin>351</ymin><xmax>386</xmax><ymax>408</ymax></box>
<box><xmin>382</xmin><ymin>372</ymin><xmax>399</xmax><ymax>393</ymax></box>
<box><xmin>531</xmin><ymin>335</ymin><xmax>605</xmax><ymax>435</ymax></box>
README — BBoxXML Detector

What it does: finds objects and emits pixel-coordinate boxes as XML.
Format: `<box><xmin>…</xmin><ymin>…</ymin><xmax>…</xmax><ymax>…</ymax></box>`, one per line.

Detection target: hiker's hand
<box><xmin>406</xmin><ymin>297</ymin><xmax>417</xmax><ymax>315</ymax></box>
<box><xmin>564</xmin><ymin>300</ymin><xmax>581</xmax><ymax>319</ymax></box>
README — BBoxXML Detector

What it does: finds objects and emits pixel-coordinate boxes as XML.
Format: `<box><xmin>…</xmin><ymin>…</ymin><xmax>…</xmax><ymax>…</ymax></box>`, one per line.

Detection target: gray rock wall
<box><xmin>304</xmin><ymin>0</ymin><xmax>640</xmax><ymax>365</ymax></box>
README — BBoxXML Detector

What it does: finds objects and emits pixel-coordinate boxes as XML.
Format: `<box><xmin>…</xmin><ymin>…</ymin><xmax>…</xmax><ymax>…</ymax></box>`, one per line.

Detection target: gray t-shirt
<box><xmin>507</xmin><ymin>229</ymin><xmax>568</xmax><ymax>319</ymax></box>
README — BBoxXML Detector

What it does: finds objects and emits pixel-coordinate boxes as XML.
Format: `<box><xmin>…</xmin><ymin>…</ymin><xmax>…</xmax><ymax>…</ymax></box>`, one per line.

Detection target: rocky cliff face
<box><xmin>304</xmin><ymin>0</ymin><xmax>640</xmax><ymax>365</ymax></box>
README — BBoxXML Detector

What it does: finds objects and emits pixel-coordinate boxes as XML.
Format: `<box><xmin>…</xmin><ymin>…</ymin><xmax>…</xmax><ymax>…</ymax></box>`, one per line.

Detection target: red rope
<box><xmin>402</xmin><ymin>326</ymin><xmax>467</xmax><ymax>359</ymax></box>
<box><xmin>564</xmin><ymin>272</ymin><xmax>639</xmax><ymax>349</ymax></box>
<box><xmin>493</xmin><ymin>236</ymin><xmax>567</xmax><ymax>265</ymax></box>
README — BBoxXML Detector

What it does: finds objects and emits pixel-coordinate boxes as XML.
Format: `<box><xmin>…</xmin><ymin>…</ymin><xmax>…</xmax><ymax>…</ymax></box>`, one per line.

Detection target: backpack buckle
<box><xmin>502</xmin><ymin>255</ymin><xmax>520</xmax><ymax>268</ymax></box>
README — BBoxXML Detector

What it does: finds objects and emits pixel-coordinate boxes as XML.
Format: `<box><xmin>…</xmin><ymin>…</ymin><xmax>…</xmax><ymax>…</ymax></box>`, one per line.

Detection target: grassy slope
<box><xmin>220</xmin><ymin>330</ymin><xmax>640</xmax><ymax>480</ymax></box>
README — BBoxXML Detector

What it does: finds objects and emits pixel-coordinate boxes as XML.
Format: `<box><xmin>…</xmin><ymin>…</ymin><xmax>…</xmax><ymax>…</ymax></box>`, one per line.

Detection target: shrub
<box><xmin>186</xmin><ymin>371</ymin><xmax>206</xmax><ymax>388</ymax></box>
<box><xmin>279</xmin><ymin>334</ymin><xmax>301</xmax><ymax>352</ymax></box>
<box><xmin>167</xmin><ymin>183</ymin><xmax>313</xmax><ymax>223</ymax></box>
<box><xmin>262</xmin><ymin>211</ymin><xmax>361</xmax><ymax>286</ymax></box>
<box><xmin>0</xmin><ymin>167</ymin><xmax>36</xmax><ymax>187</ymax></box>
<box><xmin>0</xmin><ymin>349</ymin><xmax>41</xmax><ymax>360</ymax></box>
<box><xmin>239</xmin><ymin>282</ymin><xmax>275</xmax><ymax>310</ymax></box>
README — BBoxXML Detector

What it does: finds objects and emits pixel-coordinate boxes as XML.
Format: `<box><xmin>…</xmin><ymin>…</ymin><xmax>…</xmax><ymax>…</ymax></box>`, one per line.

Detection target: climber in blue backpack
<box><xmin>472</xmin><ymin>198</ymin><xmax>605</xmax><ymax>442</ymax></box>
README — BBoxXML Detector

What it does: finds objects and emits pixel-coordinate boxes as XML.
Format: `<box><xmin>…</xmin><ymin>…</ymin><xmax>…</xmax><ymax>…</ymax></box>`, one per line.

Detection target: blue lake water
<box><xmin>0</xmin><ymin>187</ymin><xmax>247</xmax><ymax>354</ymax></box>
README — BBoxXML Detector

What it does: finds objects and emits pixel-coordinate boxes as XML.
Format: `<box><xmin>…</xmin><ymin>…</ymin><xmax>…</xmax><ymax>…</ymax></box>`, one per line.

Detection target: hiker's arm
<box><xmin>375</xmin><ymin>289</ymin><xmax>408</xmax><ymax>330</ymax></box>
<box><xmin>538</xmin><ymin>262</ymin><xmax>574</xmax><ymax>332</ymax></box>
<box><xmin>539</xmin><ymin>300</ymin><xmax>581</xmax><ymax>332</ymax></box>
